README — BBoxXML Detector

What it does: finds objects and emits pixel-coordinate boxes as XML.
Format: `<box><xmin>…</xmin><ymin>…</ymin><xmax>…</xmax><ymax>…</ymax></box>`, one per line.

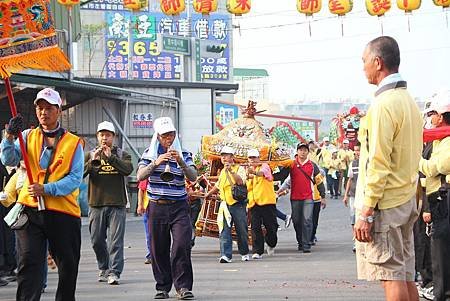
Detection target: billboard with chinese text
<box><xmin>104</xmin><ymin>11</ymin><xmax>230</xmax><ymax>80</ymax></box>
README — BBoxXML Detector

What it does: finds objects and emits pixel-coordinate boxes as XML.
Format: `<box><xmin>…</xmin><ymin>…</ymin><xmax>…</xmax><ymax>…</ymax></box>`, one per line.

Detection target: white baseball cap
<box><xmin>220</xmin><ymin>145</ymin><xmax>235</xmax><ymax>155</ymax></box>
<box><xmin>97</xmin><ymin>121</ymin><xmax>115</xmax><ymax>134</ymax></box>
<box><xmin>154</xmin><ymin>117</ymin><xmax>176</xmax><ymax>135</ymax></box>
<box><xmin>323</xmin><ymin>136</ymin><xmax>330</xmax><ymax>142</ymax></box>
<box><xmin>247</xmin><ymin>149</ymin><xmax>260</xmax><ymax>157</ymax></box>
<box><xmin>343</xmin><ymin>139</ymin><xmax>349</xmax><ymax>144</ymax></box>
<box><xmin>34</xmin><ymin>88</ymin><xmax>62</xmax><ymax>107</ymax></box>
<box><xmin>429</xmin><ymin>89</ymin><xmax>450</xmax><ymax>114</ymax></box>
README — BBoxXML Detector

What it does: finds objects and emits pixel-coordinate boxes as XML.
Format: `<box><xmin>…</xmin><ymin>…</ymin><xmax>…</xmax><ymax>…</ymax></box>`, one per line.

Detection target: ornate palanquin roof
<box><xmin>201</xmin><ymin>101</ymin><xmax>292</xmax><ymax>168</ymax></box>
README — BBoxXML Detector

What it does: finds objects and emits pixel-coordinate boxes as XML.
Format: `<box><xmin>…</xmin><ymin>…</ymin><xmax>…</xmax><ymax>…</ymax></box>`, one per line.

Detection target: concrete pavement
<box><xmin>0</xmin><ymin>196</ymin><xmax>386</xmax><ymax>300</ymax></box>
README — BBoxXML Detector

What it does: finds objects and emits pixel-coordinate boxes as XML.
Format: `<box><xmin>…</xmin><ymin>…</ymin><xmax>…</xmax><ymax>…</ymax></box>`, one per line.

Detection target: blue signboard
<box><xmin>215</xmin><ymin>102</ymin><xmax>238</xmax><ymax>132</ymax></box>
<box><xmin>104</xmin><ymin>11</ymin><xmax>230</xmax><ymax>81</ymax></box>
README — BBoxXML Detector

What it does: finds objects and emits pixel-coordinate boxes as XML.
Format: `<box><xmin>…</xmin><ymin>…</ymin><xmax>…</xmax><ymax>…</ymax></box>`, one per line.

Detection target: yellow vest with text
<box><xmin>246</xmin><ymin>165</ymin><xmax>276</xmax><ymax>209</ymax></box>
<box><xmin>217</xmin><ymin>165</ymin><xmax>243</xmax><ymax>206</ymax></box>
<box><xmin>18</xmin><ymin>129</ymin><xmax>82</xmax><ymax>217</ymax></box>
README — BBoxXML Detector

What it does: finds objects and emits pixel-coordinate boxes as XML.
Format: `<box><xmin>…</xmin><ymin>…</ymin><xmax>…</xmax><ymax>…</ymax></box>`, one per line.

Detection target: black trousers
<box><xmin>250</xmin><ymin>204</ymin><xmax>278</xmax><ymax>255</ymax></box>
<box><xmin>311</xmin><ymin>201</ymin><xmax>321</xmax><ymax>242</ymax></box>
<box><xmin>429</xmin><ymin>194</ymin><xmax>450</xmax><ymax>301</ymax></box>
<box><xmin>148</xmin><ymin>201</ymin><xmax>193</xmax><ymax>293</ymax></box>
<box><xmin>413</xmin><ymin>213</ymin><xmax>432</xmax><ymax>286</ymax></box>
<box><xmin>0</xmin><ymin>205</ymin><xmax>16</xmax><ymax>273</ymax></box>
<box><xmin>16</xmin><ymin>207</ymin><xmax>81</xmax><ymax>301</ymax></box>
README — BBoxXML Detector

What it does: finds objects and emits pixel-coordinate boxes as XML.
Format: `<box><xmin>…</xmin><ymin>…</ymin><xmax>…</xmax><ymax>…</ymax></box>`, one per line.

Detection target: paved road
<box><xmin>1</xmin><ymin>196</ymin><xmax>387</xmax><ymax>301</ymax></box>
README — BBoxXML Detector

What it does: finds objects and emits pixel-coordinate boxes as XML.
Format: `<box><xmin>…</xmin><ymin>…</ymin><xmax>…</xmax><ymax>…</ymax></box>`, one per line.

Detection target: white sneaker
<box><xmin>107</xmin><ymin>273</ymin><xmax>120</xmax><ymax>285</ymax></box>
<box><xmin>219</xmin><ymin>256</ymin><xmax>231</xmax><ymax>263</ymax></box>
<box><xmin>241</xmin><ymin>254</ymin><xmax>250</xmax><ymax>261</ymax></box>
<box><xmin>252</xmin><ymin>253</ymin><xmax>262</xmax><ymax>259</ymax></box>
<box><xmin>423</xmin><ymin>286</ymin><xmax>434</xmax><ymax>301</ymax></box>
<box><xmin>267</xmin><ymin>246</ymin><xmax>275</xmax><ymax>256</ymax></box>
<box><xmin>285</xmin><ymin>215</ymin><xmax>292</xmax><ymax>228</ymax></box>
<box><xmin>97</xmin><ymin>270</ymin><xmax>108</xmax><ymax>282</ymax></box>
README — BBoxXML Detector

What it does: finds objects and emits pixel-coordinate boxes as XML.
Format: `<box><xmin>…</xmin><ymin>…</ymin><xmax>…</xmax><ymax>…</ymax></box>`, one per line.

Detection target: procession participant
<box><xmin>338</xmin><ymin>139</ymin><xmax>354</xmax><ymax>196</ymax></box>
<box><xmin>327</xmin><ymin>149</ymin><xmax>343</xmax><ymax>199</ymax></box>
<box><xmin>277</xmin><ymin>143</ymin><xmax>325</xmax><ymax>253</ymax></box>
<box><xmin>342</xmin><ymin>142</ymin><xmax>361</xmax><ymax>252</ymax></box>
<box><xmin>245</xmin><ymin>149</ymin><xmax>278</xmax><ymax>259</ymax></box>
<box><xmin>320</xmin><ymin>137</ymin><xmax>333</xmax><ymax>194</ymax></box>
<box><xmin>137</xmin><ymin>117</ymin><xmax>196</xmax><ymax>300</ymax></box>
<box><xmin>418</xmin><ymin>90</ymin><xmax>450</xmax><ymax>301</ymax></box>
<box><xmin>308</xmin><ymin>141</ymin><xmax>320</xmax><ymax>165</ymax></box>
<box><xmin>204</xmin><ymin>146</ymin><xmax>249</xmax><ymax>263</ymax></box>
<box><xmin>85</xmin><ymin>121</ymin><xmax>133</xmax><ymax>285</ymax></box>
<box><xmin>137</xmin><ymin>179</ymin><xmax>152</xmax><ymax>264</ymax></box>
<box><xmin>186</xmin><ymin>178</ymin><xmax>203</xmax><ymax>248</ymax></box>
<box><xmin>354</xmin><ymin>36</ymin><xmax>422</xmax><ymax>301</ymax></box>
<box><xmin>1</xmin><ymin>88</ymin><xmax>84</xmax><ymax>301</ymax></box>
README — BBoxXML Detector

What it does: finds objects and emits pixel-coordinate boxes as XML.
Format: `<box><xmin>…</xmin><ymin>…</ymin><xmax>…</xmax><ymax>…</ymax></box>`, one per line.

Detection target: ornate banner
<box><xmin>0</xmin><ymin>0</ymin><xmax>70</xmax><ymax>78</ymax></box>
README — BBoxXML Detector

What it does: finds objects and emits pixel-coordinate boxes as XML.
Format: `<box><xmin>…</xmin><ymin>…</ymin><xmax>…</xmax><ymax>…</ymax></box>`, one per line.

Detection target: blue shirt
<box><xmin>0</xmin><ymin>129</ymin><xmax>84</xmax><ymax>196</ymax></box>
<box><xmin>138</xmin><ymin>144</ymin><xmax>194</xmax><ymax>201</ymax></box>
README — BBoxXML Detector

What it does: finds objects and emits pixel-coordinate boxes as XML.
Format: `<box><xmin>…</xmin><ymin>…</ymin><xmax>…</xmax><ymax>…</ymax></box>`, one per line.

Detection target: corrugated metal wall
<box><xmin>60</xmin><ymin>93</ymin><xmax>177</xmax><ymax>159</ymax></box>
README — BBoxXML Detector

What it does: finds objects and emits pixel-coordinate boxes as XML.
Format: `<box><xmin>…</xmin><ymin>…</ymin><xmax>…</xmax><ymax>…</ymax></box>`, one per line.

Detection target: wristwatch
<box><xmin>358</xmin><ymin>215</ymin><xmax>375</xmax><ymax>223</ymax></box>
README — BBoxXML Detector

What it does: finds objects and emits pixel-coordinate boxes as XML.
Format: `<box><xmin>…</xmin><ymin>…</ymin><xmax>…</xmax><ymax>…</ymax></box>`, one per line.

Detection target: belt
<box><xmin>149</xmin><ymin>199</ymin><xmax>178</xmax><ymax>205</ymax></box>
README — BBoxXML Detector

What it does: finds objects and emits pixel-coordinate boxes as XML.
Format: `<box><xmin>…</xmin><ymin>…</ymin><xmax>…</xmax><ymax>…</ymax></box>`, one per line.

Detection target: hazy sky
<box><xmin>232</xmin><ymin>1</ymin><xmax>450</xmax><ymax>103</ymax></box>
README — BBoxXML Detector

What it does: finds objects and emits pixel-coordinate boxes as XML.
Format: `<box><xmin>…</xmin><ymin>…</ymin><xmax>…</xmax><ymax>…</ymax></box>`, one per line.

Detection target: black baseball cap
<box><xmin>297</xmin><ymin>143</ymin><xmax>309</xmax><ymax>151</ymax></box>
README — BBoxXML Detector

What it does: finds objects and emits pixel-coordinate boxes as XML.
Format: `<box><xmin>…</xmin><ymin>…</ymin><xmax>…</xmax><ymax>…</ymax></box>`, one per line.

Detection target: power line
<box><xmin>239</xmin><ymin>46</ymin><xmax>450</xmax><ymax>67</ymax></box>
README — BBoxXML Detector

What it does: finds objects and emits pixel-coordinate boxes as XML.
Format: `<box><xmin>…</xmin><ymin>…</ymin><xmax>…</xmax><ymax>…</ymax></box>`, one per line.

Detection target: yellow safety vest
<box><xmin>18</xmin><ymin>128</ymin><xmax>82</xmax><ymax>217</ymax></box>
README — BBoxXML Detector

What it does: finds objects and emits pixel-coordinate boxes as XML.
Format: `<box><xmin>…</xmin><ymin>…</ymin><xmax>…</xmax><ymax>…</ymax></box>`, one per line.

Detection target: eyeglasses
<box><xmin>426</xmin><ymin>111</ymin><xmax>437</xmax><ymax>117</ymax></box>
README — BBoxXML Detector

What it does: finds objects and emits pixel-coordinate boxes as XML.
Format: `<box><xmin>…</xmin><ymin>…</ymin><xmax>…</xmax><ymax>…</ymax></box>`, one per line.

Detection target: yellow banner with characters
<box><xmin>0</xmin><ymin>0</ymin><xmax>70</xmax><ymax>78</ymax></box>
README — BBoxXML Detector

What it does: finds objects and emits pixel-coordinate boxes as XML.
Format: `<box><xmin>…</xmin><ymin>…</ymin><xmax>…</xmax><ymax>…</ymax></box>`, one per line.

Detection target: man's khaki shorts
<box><xmin>356</xmin><ymin>198</ymin><xmax>419</xmax><ymax>281</ymax></box>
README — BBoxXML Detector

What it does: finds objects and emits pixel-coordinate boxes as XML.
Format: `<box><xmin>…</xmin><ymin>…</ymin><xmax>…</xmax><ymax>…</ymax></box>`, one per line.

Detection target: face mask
<box><xmin>424</xmin><ymin>116</ymin><xmax>436</xmax><ymax>129</ymax></box>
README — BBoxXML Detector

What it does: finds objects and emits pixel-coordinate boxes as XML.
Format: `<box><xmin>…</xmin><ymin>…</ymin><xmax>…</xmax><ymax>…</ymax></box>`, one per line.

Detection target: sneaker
<box><xmin>285</xmin><ymin>215</ymin><xmax>292</xmax><ymax>228</ymax></box>
<box><xmin>154</xmin><ymin>290</ymin><xmax>170</xmax><ymax>299</ymax></box>
<box><xmin>107</xmin><ymin>273</ymin><xmax>120</xmax><ymax>285</ymax></box>
<box><xmin>144</xmin><ymin>258</ymin><xmax>152</xmax><ymax>264</ymax></box>
<box><xmin>252</xmin><ymin>253</ymin><xmax>263</xmax><ymax>259</ymax></box>
<box><xmin>417</xmin><ymin>286</ymin><xmax>426</xmax><ymax>298</ymax></box>
<box><xmin>176</xmin><ymin>288</ymin><xmax>194</xmax><ymax>300</ymax></box>
<box><xmin>297</xmin><ymin>245</ymin><xmax>303</xmax><ymax>251</ymax></box>
<box><xmin>352</xmin><ymin>243</ymin><xmax>356</xmax><ymax>253</ymax></box>
<box><xmin>98</xmin><ymin>270</ymin><xmax>108</xmax><ymax>282</ymax></box>
<box><xmin>241</xmin><ymin>254</ymin><xmax>250</xmax><ymax>261</ymax></box>
<box><xmin>0</xmin><ymin>278</ymin><xmax>8</xmax><ymax>287</ymax></box>
<box><xmin>303</xmin><ymin>248</ymin><xmax>311</xmax><ymax>253</ymax></box>
<box><xmin>423</xmin><ymin>286</ymin><xmax>434</xmax><ymax>301</ymax></box>
<box><xmin>219</xmin><ymin>255</ymin><xmax>231</xmax><ymax>263</ymax></box>
<box><xmin>267</xmin><ymin>246</ymin><xmax>275</xmax><ymax>256</ymax></box>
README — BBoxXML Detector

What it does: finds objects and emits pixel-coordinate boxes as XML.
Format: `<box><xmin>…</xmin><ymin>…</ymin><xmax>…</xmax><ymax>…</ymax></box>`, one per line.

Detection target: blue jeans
<box><xmin>291</xmin><ymin>200</ymin><xmax>314</xmax><ymax>250</ymax></box>
<box><xmin>276</xmin><ymin>208</ymin><xmax>287</xmax><ymax>221</ymax></box>
<box><xmin>219</xmin><ymin>202</ymin><xmax>249</xmax><ymax>259</ymax></box>
<box><xmin>143</xmin><ymin>211</ymin><xmax>151</xmax><ymax>259</ymax></box>
<box><xmin>89</xmin><ymin>206</ymin><xmax>126</xmax><ymax>276</ymax></box>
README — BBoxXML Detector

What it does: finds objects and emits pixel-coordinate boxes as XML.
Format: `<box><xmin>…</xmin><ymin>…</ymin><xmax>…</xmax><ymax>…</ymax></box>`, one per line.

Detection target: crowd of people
<box><xmin>0</xmin><ymin>35</ymin><xmax>449</xmax><ymax>301</ymax></box>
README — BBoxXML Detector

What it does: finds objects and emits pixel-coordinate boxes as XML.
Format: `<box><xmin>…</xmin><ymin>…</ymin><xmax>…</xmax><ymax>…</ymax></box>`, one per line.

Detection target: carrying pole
<box><xmin>4</xmin><ymin>77</ymin><xmax>45</xmax><ymax>210</ymax></box>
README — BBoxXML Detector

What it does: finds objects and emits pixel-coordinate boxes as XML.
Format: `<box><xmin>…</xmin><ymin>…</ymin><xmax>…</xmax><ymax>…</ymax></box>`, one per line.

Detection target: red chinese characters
<box><xmin>160</xmin><ymin>0</ymin><xmax>185</xmax><ymax>15</ymax></box>
<box><xmin>365</xmin><ymin>0</ymin><xmax>391</xmax><ymax>16</ymax></box>
<box><xmin>297</xmin><ymin>0</ymin><xmax>322</xmax><ymax>16</ymax></box>
<box><xmin>193</xmin><ymin>0</ymin><xmax>218</xmax><ymax>15</ymax></box>
<box><xmin>226</xmin><ymin>0</ymin><xmax>251</xmax><ymax>16</ymax></box>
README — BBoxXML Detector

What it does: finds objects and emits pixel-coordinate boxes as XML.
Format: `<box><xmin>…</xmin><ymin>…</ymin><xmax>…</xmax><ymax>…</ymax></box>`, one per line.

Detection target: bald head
<box><xmin>366</xmin><ymin>36</ymin><xmax>400</xmax><ymax>73</ymax></box>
